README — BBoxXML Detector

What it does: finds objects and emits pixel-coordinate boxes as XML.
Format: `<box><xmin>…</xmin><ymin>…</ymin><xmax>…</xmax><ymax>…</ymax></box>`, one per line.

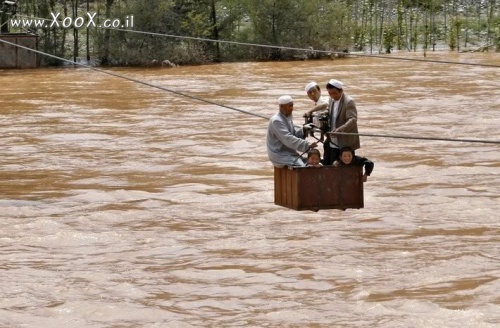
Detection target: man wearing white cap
<box><xmin>304</xmin><ymin>81</ymin><xmax>329</xmax><ymax>117</ymax></box>
<box><xmin>267</xmin><ymin>95</ymin><xmax>318</xmax><ymax>167</ymax></box>
<box><xmin>324</xmin><ymin>79</ymin><xmax>360</xmax><ymax>165</ymax></box>
<box><xmin>304</xmin><ymin>81</ymin><xmax>330</xmax><ymax>164</ymax></box>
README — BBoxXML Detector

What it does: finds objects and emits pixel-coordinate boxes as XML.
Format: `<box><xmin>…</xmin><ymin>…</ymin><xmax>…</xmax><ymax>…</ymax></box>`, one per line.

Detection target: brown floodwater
<box><xmin>0</xmin><ymin>52</ymin><xmax>499</xmax><ymax>327</ymax></box>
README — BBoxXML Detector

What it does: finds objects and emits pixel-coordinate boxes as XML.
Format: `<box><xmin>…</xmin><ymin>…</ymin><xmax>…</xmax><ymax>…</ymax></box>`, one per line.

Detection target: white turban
<box><xmin>327</xmin><ymin>79</ymin><xmax>343</xmax><ymax>89</ymax></box>
<box><xmin>277</xmin><ymin>95</ymin><xmax>293</xmax><ymax>105</ymax></box>
<box><xmin>305</xmin><ymin>81</ymin><xmax>318</xmax><ymax>92</ymax></box>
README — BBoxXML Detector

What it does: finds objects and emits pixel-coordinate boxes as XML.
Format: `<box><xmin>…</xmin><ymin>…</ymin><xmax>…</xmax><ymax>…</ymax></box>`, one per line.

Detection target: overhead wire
<box><xmin>333</xmin><ymin>132</ymin><xmax>500</xmax><ymax>145</ymax></box>
<box><xmin>0</xmin><ymin>38</ymin><xmax>268</xmax><ymax>121</ymax></box>
<box><xmin>1</xmin><ymin>16</ymin><xmax>499</xmax><ymax>146</ymax></box>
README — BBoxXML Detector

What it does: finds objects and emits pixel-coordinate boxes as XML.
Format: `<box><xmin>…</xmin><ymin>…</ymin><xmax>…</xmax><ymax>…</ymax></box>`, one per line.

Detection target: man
<box><xmin>324</xmin><ymin>79</ymin><xmax>360</xmax><ymax>165</ymax></box>
<box><xmin>304</xmin><ymin>81</ymin><xmax>330</xmax><ymax>163</ymax></box>
<box><xmin>267</xmin><ymin>95</ymin><xmax>318</xmax><ymax>167</ymax></box>
<box><xmin>304</xmin><ymin>81</ymin><xmax>329</xmax><ymax>117</ymax></box>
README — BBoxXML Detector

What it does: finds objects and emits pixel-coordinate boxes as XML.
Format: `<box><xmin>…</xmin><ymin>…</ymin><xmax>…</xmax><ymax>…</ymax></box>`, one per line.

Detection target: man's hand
<box><xmin>309</xmin><ymin>142</ymin><xmax>318</xmax><ymax>149</ymax></box>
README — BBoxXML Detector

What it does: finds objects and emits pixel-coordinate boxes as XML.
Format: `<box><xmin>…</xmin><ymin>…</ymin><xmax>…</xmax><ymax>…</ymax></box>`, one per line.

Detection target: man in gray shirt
<box><xmin>266</xmin><ymin>95</ymin><xmax>318</xmax><ymax>167</ymax></box>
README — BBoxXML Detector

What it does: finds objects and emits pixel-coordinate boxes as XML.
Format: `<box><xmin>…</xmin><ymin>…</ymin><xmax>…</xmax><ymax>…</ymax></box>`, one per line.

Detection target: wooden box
<box><xmin>274</xmin><ymin>165</ymin><xmax>364</xmax><ymax>211</ymax></box>
<box><xmin>0</xmin><ymin>33</ymin><xmax>39</xmax><ymax>68</ymax></box>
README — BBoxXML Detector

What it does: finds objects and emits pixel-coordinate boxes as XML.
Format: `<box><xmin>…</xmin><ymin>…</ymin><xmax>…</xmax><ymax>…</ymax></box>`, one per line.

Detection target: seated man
<box><xmin>266</xmin><ymin>95</ymin><xmax>317</xmax><ymax>167</ymax></box>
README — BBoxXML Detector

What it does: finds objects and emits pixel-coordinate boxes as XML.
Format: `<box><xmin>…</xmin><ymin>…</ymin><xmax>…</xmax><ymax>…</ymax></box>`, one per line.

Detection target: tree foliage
<box><xmin>6</xmin><ymin>0</ymin><xmax>499</xmax><ymax>66</ymax></box>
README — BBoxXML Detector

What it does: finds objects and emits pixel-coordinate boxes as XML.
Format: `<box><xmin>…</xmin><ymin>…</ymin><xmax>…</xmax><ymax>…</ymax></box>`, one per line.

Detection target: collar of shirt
<box><xmin>332</xmin><ymin>93</ymin><xmax>344</xmax><ymax>105</ymax></box>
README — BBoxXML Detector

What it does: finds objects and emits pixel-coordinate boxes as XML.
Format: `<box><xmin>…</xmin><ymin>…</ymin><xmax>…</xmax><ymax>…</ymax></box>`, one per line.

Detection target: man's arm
<box><xmin>336</xmin><ymin>98</ymin><xmax>357</xmax><ymax>132</ymax></box>
<box><xmin>270</xmin><ymin>118</ymin><xmax>311</xmax><ymax>152</ymax></box>
<box><xmin>305</xmin><ymin>102</ymin><xmax>328</xmax><ymax>117</ymax></box>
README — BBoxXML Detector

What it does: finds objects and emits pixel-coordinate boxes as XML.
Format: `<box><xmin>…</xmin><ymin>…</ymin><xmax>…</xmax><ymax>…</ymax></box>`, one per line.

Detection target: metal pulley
<box><xmin>303</xmin><ymin>112</ymin><xmax>330</xmax><ymax>142</ymax></box>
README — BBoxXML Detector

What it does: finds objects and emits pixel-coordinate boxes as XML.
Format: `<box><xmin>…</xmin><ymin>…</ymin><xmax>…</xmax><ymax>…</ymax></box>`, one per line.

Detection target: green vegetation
<box><xmin>3</xmin><ymin>0</ymin><xmax>499</xmax><ymax>66</ymax></box>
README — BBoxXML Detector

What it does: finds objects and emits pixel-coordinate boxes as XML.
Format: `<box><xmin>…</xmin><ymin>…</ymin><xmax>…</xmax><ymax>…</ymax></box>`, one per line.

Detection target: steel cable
<box><xmin>0</xmin><ymin>38</ymin><xmax>499</xmax><ymax>146</ymax></box>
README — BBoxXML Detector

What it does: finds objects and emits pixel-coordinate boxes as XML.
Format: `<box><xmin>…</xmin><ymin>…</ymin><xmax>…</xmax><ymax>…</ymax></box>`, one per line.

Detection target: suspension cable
<box><xmin>333</xmin><ymin>132</ymin><xmax>500</xmax><ymax>145</ymax></box>
<box><xmin>12</xmin><ymin>14</ymin><xmax>500</xmax><ymax>69</ymax></box>
<box><xmin>0</xmin><ymin>38</ymin><xmax>499</xmax><ymax>146</ymax></box>
<box><xmin>0</xmin><ymin>38</ymin><xmax>268</xmax><ymax>121</ymax></box>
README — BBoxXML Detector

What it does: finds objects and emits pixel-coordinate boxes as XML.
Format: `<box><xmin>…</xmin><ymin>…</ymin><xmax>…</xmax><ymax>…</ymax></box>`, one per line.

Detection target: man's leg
<box><xmin>322</xmin><ymin>142</ymin><xmax>331</xmax><ymax>165</ymax></box>
<box><xmin>329</xmin><ymin>147</ymin><xmax>340</xmax><ymax>165</ymax></box>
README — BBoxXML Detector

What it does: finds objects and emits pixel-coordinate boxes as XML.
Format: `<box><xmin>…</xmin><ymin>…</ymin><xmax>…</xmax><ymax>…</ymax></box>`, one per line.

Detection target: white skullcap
<box><xmin>305</xmin><ymin>81</ymin><xmax>318</xmax><ymax>92</ymax></box>
<box><xmin>327</xmin><ymin>79</ymin><xmax>343</xmax><ymax>89</ymax></box>
<box><xmin>277</xmin><ymin>95</ymin><xmax>293</xmax><ymax>105</ymax></box>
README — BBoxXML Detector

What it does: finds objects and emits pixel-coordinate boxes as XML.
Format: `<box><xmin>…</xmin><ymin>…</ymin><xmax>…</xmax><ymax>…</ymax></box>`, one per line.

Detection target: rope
<box><xmin>0</xmin><ymin>38</ymin><xmax>268</xmax><ymax>121</ymax></box>
<box><xmin>333</xmin><ymin>132</ymin><xmax>500</xmax><ymax>145</ymax></box>
<box><xmin>0</xmin><ymin>38</ymin><xmax>498</xmax><ymax>146</ymax></box>
<box><xmin>12</xmin><ymin>14</ymin><xmax>500</xmax><ymax>69</ymax></box>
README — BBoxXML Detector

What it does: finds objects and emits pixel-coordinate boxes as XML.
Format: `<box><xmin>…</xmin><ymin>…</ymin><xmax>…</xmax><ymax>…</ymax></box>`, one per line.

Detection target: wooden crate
<box><xmin>0</xmin><ymin>33</ymin><xmax>39</xmax><ymax>68</ymax></box>
<box><xmin>274</xmin><ymin>165</ymin><xmax>364</xmax><ymax>211</ymax></box>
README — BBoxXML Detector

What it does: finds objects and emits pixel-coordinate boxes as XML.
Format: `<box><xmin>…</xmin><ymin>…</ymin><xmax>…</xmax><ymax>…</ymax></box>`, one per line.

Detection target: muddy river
<box><xmin>0</xmin><ymin>52</ymin><xmax>499</xmax><ymax>327</ymax></box>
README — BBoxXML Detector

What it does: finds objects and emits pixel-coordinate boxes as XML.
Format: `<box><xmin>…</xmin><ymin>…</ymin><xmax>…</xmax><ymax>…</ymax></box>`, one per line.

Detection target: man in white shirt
<box><xmin>324</xmin><ymin>79</ymin><xmax>360</xmax><ymax>165</ymax></box>
<box><xmin>267</xmin><ymin>95</ymin><xmax>318</xmax><ymax>167</ymax></box>
<box><xmin>303</xmin><ymin>81</ymin><xmax>330</xmax><ymax>164</ymax></box>
<box><xmin>304</xmin><ymin>81</ymin><xmax>329</xmax><ymax>117</ymax></box>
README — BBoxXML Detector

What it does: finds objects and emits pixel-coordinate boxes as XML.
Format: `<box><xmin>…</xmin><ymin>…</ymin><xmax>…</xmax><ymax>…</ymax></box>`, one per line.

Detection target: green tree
<box><xmin>396</xmin><ymin>0</ymin><xmax>405</xmax><ymax>50</ymax></box>
<box><xmin>317</xmin><ymin>1</ymin><xmax>354</xmax><ymax>53</ymax></box>
<box><xmin>449</xmin><ymin>17</ymin><xmax>463</xmax><ymax>51</ymax></box>
<box><xmin>383</xmin><ymin>23</ymin><xmax>397</xmax><ymax>53</ymax></box>
<box><xmin>9</xmin><ymin>0</ymin><xmax>499</xmax><ymax>67</ymax></box>
<box><xmin>99</xmin><ymin>0</ymin><xmax>115</xmax><ymax>65</ymax></box>
<box><xmin>242</xmin><ymin>0</ymin><xmax>299</xmax><ymax>59</ymax></box>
